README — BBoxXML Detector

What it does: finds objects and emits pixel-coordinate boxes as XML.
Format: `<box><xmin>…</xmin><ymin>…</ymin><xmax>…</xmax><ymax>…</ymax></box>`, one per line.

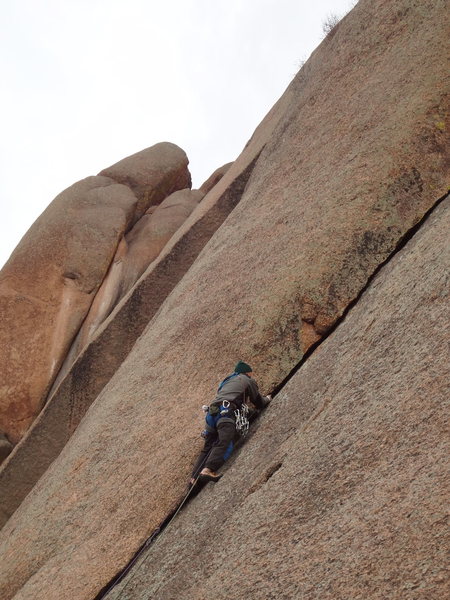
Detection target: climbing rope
<box><xmin>96</xmin><ymin>450</ymin><xmax>213</xmax><ymax>600</ymax></box>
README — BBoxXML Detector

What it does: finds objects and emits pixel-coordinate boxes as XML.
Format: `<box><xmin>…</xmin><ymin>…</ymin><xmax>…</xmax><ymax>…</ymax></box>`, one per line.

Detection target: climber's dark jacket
<box><xmin>211</xmin><ymin>372</ymin><xmax>266</xmax><ymax>411</ymax></box>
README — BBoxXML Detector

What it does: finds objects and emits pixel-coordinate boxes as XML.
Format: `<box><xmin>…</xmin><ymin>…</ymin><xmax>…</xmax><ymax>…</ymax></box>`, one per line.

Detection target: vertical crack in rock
<box><xmin>245</xmin><ymin>461</ymin><xmax>284</xmax><ymax>497</ymax></box>
<box><xmin>92</xmin><ymin>508</ymin><xmax>178</xmax><ymax>600</ymax></box>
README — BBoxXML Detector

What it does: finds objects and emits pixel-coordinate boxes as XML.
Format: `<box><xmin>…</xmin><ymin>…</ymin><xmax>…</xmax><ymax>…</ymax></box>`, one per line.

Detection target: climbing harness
<box><xmin>204</xmin><ymin>399</ymin><xmax>249</xmax><ymax>437</ymax></box>
<box><xmin>219</xmin><ymin>399</ymin><xmax>250</xmax><ymax>436</ymax></box>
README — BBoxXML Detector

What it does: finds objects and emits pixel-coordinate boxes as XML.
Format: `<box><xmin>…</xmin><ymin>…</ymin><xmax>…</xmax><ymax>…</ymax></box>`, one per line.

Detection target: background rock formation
<box><xmin>0</xmin><ymin>0</ymin><xmax>448</xmax><ymax>599</ymax></box>
<box><xmin>99</xmin><ymin>142</ymin><xmax>191</xmax><ymax>221</ymax></box>
<box><xmin>0</xmin><ymin>177</ymin><xmax>137</xmax><ymax>444</ymax></box>
<box><xmin>51</xmin><ymin>187</ymin><xmax>204</xmax><ymax>390</ymax></box>
<box><xmin>0</xmin><ymin>143</ymin><xmax>191</xmax><ymax>448</ymax></box>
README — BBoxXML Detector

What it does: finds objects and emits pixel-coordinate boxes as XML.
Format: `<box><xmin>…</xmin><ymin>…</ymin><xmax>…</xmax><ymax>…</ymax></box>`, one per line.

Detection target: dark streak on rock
<box><xmin>271</xmin><ymin>189</ymin><xmax>450</xmax><ymax>397</ymax></box>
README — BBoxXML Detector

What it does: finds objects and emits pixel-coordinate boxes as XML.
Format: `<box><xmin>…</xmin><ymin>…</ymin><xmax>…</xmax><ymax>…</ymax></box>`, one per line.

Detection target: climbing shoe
<box><xmin>198</xmin><ymin>468</ymin><xmax>222</xmax><ymax>483</ymax></box>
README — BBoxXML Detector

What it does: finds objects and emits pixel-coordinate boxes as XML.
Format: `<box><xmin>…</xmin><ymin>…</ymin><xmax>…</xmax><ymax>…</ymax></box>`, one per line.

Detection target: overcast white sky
<box><xmin>0</xmin><ymin>0</ymin><xmax>354</xmax><ymax>269</ymax></box>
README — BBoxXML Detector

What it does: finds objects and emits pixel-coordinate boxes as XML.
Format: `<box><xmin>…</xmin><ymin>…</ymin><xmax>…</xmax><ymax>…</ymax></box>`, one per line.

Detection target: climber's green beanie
<box><xmin>234</xmin><ymin>360</ymin><xmax>252</xmax><ymax>374</ymax></box>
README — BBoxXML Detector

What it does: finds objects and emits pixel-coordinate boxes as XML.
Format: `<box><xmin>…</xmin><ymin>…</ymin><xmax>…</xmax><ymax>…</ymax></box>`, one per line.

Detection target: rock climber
<box><xmin>191</xmin><ymin>360</ymin><xmax>271</xmax><ymax>484</ymax></box>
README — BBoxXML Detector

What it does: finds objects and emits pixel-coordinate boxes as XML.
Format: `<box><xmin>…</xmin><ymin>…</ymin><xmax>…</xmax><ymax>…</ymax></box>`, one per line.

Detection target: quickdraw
<box><xmin>221</xmin><ymin>399</ymin><xmax>249</xmax><ymax>436</ymax></box>
<box><xmin>234</xmin><ymin>403</ymin><xmax>250</xmax><ymax>436</ymax></box>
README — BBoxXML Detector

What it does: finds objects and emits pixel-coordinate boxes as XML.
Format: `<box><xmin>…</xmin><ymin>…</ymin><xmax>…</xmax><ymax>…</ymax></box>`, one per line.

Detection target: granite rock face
<box><xmin>0</xmin><ymin>1</ymin><xmax>448</xmax><ymax>599</ymax></box>
<box><xmin>120</xmin><ymin>188</ymin><xmax>204</xmax><ymax>298</ymax></box>
<box><xmin>0</xmin><ymin>434</ymin><xmax>13</xmax><ymax>464</ymax></box>
<box><xmin>99</xmin><ymin>142</ymin><xmax>192</xmax><ymax>221</ymax></box>
<box><xmin>199</xmin><ymin>162</ymin><xmax>233</xmax><ymax>195</ymax></box>
<box><xmin>106</xmin><ymin>194</ymin><xmax>450</xmax><ymax>600</ymax></box>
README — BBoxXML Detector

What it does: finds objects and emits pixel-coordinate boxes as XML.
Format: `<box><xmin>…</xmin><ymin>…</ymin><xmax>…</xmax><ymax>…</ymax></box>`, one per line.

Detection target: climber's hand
<box><xmin>263</xmin><ymin>395</ymin><xmax>272</xmax><ymax>407</ymax></box>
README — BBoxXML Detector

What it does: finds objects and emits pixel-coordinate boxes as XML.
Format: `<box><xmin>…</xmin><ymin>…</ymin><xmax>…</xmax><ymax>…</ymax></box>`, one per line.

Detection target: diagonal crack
<box><xmin>270</xmin><ymin>190</ymin><xmax>450</xmax><ymax>397</ymax></box>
